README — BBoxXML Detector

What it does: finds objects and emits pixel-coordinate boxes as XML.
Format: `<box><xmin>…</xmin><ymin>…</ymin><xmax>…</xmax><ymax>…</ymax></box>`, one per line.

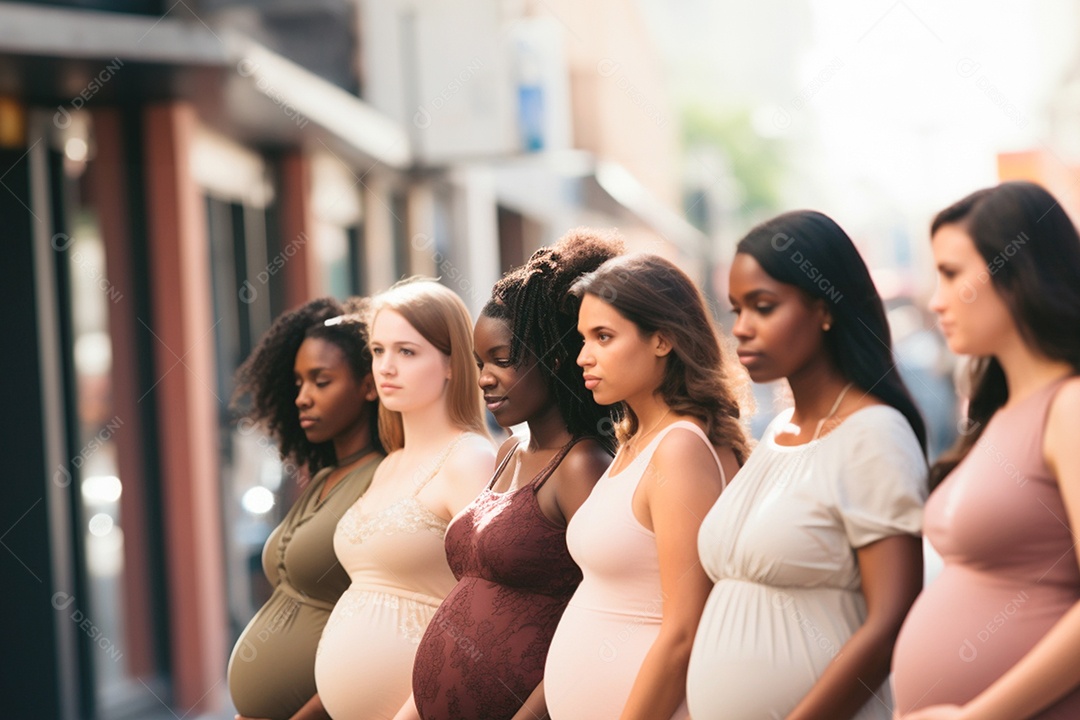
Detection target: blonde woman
<box><xmin>315</xmin><ymin>279</ymin><xmax>495</xmax><ymax>720</ymax></box>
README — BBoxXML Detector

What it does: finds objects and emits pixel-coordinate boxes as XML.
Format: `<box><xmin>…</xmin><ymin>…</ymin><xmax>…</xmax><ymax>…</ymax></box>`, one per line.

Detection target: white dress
<box><xmin>686</xmin><ymin>405</ymin><xmax>926</xmax><ymax>720</ymax></box>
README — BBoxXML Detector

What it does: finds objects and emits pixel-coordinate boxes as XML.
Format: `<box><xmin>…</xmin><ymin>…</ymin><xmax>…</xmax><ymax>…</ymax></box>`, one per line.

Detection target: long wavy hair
<box><xmin>232</xmin><ymin>296</ymin><xmax>381</xmax><ymax>473</ymax></box>
<box><xmin>928</xmin><ymin>181</ymin><xmax>1080</xmax><ymax>487</ymax></box>
<box><xmin>571</xmin><ymin>253</ymin><xmax>750</xmax><ymax>464</ymax></box>
<box><xmin>737</xmin><ymin>210</ymin><xmax>928</xmax><ymax>455</ymax></box>
<box><xmin>369</xmin><ymin>278</ymin><xmax>489</xmax><ymax>451</ymax></box>
<box><xmin>483</xmin><ymin>228</ymin><xmax>623</xmax><ymax>449</ymax></box>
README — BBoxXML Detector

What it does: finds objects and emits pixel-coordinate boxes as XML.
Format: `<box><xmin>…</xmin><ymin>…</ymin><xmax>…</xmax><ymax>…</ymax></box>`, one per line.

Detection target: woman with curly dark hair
<box><xmin>400</xmin><ymin>228</ymin><xmax>622</xmax><ymax>720</ymax></box>
<box><xmin>228</xmin><ymin>296</ymin><xmax>384</xmax><ymax>720</ymax></box>
<box><xmin>543</xmin><ymin>253</ymin><xmax>748</xmax><ymax>720</ymax></box>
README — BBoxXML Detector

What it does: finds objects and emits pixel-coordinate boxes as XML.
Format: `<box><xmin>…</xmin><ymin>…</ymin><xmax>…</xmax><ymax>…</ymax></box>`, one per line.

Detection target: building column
<box><xmin>143</xmin><ymin>101</ymin><xmax>227</xmax><ymax>714</ymax></box>
<box><xmin>362</xmin><ymin>169</ymin><xmax>400</xmax><ymax>292</ymax></box>
<box><xmin>449</xmin><ymin>164</ymin><xmax>500</xmax><ymax>315</ymax></box>
<box><xmin>279</xmin><ymin>150</ymin><xmax>318</xmax><ymax>309</ymax></box>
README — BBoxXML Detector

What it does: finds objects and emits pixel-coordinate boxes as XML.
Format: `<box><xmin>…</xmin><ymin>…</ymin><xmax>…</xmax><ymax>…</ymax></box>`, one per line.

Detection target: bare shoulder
<box><xmin>650</xmin><ymin>424</ymin><xmax>726</xmax><ymax>493</ymax></box>
<box><xmin>439</xmin><ymin>432</ymin><xmax>493</xmax><ymax>476</ymax></box>
<box><xmin>548</xmin><ymin>437</ymin><xmax>613</xmax><ymax>489</ymax></box>
<box><xmin>1046</xmin><ymin>377</ymin><xmax>1080</xmax><ymax>471</ymax></box>
<box><xmin>493</xmin><ymin>435</ymin><xmax>521</xmax><ymax>467</ymax></box>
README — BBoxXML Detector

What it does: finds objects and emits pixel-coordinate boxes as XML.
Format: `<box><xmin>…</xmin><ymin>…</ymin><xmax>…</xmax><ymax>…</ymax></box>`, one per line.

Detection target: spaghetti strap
<box><xmin>532</xmin><ymin>436</ymin><xmax>591</xmax><ymax>493</ymax></box>
<box><xmin>412</xmin><ymin>433</ymin><xmax>468</xmax><ymax>497</ymax></box>
<box><xmin>486</xmin><ymin>439</ymin><xmax>523</xmax><ymax>491</ymax></box>
<box><xmin>653</xmin><ymin>421</ymin><xmax>728</xmax><ymax>491</ymax></box>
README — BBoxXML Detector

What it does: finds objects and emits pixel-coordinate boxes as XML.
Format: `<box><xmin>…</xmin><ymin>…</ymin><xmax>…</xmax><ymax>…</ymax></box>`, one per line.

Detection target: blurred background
<box><xmin>3</xmin><ymin>0</ymin><xmax>1078</xmax><ymax>717</ymax></box>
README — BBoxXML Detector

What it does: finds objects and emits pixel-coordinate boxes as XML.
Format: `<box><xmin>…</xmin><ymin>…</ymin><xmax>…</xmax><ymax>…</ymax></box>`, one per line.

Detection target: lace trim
<box><xmin>319</xmin><ymin>587</ymin><xmax>436</xmax><ymax>647</ymax></box>
<box><xmin>337</xmin><ymin>496</ymin><xmax>447</xmax><ymax>544</ymax></box>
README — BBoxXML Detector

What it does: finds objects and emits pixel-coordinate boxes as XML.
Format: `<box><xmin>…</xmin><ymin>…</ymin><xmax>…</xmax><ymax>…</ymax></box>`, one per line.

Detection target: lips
<box><xmin>379</xmin><ymin>383</ymin><xmax>402</xmax><ymax>393</ymax></box>
<box><xmin>582</xmin><ymin>374</ymin><xmax>600</xmax><ymax>390</ymax></box>
<box><xmin>484</xmin><ymin>395</ymin><xmax>508</xmax><ymax>412</ymax></box>
<box><xmin>299</xmin><ymin>416</ymin><xmax>317</xmax><ymax>429</ymax></box>
<box><xmin>737</xmin><ymin>351</ymin><xmax>764</xmax><ymax>367</ymax></box>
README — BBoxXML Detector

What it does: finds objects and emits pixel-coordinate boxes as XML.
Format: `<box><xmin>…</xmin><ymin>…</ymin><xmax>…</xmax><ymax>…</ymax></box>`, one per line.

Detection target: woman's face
<box><xmin>369</xmin><ymin>309</ymin><xmax>451</xmax><ymax>414</ymax></box>
<box><xmin>293</xmin><ymin>337</ymin><xmax>375</xmax><ymax>444</ymax></box>
<box><xmin>929</xmin><ymin>223</ymin><xmax>1016</xmax><ymax>356</ymax></box>
<box><xmin>728</xmin><ymin>253</ymin><xmax>830</xmax><ymax>383</ymax></box>
<box><xmin>576</xmin><ymin>293</ymin><xmax>668</xmax><ymax>406</ymax></box>
<box><xmin>473</xmin><ymin>314</ymin><xmax>553</xmax><ymax>427</ymax></box>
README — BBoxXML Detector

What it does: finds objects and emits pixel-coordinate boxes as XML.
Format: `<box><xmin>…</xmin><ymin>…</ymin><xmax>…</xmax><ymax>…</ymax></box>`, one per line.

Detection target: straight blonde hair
<box><xmin>369</xmin><ymin>278</ymin><xmax>488</xmax><ymax>451</ymax></box>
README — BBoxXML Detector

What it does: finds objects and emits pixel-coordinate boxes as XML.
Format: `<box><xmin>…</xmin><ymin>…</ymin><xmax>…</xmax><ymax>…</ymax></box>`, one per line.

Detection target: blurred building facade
<box><xmin>0</xmin><ymin>1</ymin><xmax>700</xmax><ymax>717</ymax></box>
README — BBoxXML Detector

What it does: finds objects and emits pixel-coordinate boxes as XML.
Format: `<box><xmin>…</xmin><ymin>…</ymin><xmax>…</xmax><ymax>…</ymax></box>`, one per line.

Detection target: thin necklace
<box><xmin>333</xmin><ymin>443</ymin><xmax>378</xmax><ymax>468</ymax></box>
<box><xmin>626</xmin><ymin>407</ymin><xmax>672</xmax><ymax>455</ymax></box>
<box><xmin>812</xmin><ymin>382</ymin><xmax>854</xmax><ymax>441</ymax></box>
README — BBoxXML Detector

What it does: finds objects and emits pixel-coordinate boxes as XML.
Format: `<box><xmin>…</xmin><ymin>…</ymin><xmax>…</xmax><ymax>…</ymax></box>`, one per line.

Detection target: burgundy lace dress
<box><xmin>412</xmin><ymin>438</ymin><xmax>591</xmax><ymax>720</ymax></box>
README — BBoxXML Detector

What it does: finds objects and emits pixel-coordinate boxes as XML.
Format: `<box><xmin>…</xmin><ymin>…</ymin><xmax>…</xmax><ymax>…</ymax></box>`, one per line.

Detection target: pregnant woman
<box><xmin>314</xmin><ymin>279</ymin><xmax>495</xmax><ymax>720</ymax></box>
<box><xmin>228</xmin><ymin>297</ymin><xmax>384</xmax><ymax>720</ymax></box>
<box><xmin>544</xmin><ymin>253</ymin><xmax>748</xmax><ymax>719</ymax></box>
<box><xmin>687</xmin><ymin>211</ymin><xmax>928</xmax><ymax>719</ymax></box>
<box><xmin>893</xmin><ymin>181</ymin><xmax>1080</xmax><ymax>719</ymax></box>
<box><xmin>404</xmin><ymin>229</ymin><xmax>621</xmax><ymax>720</ymax></box>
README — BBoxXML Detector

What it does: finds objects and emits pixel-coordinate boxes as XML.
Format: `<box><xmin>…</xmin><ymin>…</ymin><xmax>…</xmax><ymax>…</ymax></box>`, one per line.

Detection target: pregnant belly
<box><xmin>545</xmin><ymin>602</ymin><xmax>679</xmax><ymax>719</ymax></box>
<box><xmin>228</xmin><ymin>593</ymin><xmax>327</xmax><ymax>720</ymax></box>
<box><xmin>893</xmin><ymin>565</ymin><xmax>1078</xmax><ymax>713</ymax></box>
<box><xmin>687</xmin><ymin>578</ymin><xmax>890</xmax><ymax>720</ymax></box>
<box><xmin>316</xmin><ymin>586</ymin><xmax>438</xmax><ymax>720</ymax></box>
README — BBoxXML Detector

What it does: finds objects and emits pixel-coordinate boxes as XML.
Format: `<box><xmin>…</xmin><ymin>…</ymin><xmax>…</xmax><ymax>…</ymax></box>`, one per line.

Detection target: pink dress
<box><xmin>544</xmin><ymin>421</ymin><xmax>723</xmax><ymax>720</ymax></box>
<box><xmin>893</xmin><ymin>379</ymin><xmax>1080</xmax><ymax>717</ymax></box>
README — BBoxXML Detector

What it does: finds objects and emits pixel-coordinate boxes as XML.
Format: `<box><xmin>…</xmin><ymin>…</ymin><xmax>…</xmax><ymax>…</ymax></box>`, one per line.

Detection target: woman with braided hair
<box><xmin>228</xmin><ymin>297</ymin><xmax>385</xmax><ymax>720</ymax></box>
<box><xmin>398</xmin><ymin>229</ymin><xmax>622</xmax><ymax>720</ymax></box>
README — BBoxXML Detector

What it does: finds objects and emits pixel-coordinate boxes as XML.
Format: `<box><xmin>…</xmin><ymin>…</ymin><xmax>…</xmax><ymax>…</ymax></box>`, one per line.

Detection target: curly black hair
<box><xmin>232</xmin><ymin>296</ymin><xmax>381</xmax><ymax>474</ymax></box>
<box><xmin>482</xmin><ymin>228</ymin><xmax>624</xmax><ymax>446</ymax></box>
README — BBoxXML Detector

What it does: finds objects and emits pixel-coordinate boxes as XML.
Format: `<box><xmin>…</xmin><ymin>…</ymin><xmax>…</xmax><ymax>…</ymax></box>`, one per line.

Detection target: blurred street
<box><xmin>3</xmin><ymin>1</ymin><xmax>1079</xmax><ymax>718</ymax></box>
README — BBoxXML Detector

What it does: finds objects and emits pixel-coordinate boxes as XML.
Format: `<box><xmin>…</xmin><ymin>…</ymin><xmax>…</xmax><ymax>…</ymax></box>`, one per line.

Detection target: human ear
<box><xmin>653</xmin><ymin>332</ymin><xmax>673</xmax><ymax>358</ymax></box>
<box><xmin>815</xmin><ymin>299</ymin><xmax>833</xmax><ymax>332</ymax></box>
<box><xmin>361</xmin><ymin>374</ymin><xmax>378</xmax><ymax>402</ymax></box>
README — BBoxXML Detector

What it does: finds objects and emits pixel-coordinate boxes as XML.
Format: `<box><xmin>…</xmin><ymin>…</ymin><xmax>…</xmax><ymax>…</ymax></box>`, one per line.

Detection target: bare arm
<box><xmin>904</xmin><ymin>379</ymin><xmax>1080</xmax><ymax>720</ymax></box>
<box><xmin>785</xmin><ymin>534</ymin><xmax>923</xmax><ymax>719</ymax></box>
<box><xmin>618</xmin><ymin>430</ymin><xmax>727</xmax><ymax>720</ymax></box>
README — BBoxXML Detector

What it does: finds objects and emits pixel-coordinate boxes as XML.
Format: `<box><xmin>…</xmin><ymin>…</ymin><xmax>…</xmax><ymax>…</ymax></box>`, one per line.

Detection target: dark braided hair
<box><xmin>482</xmin><ymin>228</ymin><xmax>624</xmax><ymax>447</ymax></box>
<box><xmin>232</xmin><ymin>296</ymin><xmax>381</xmax><ymax>474</ymax></box>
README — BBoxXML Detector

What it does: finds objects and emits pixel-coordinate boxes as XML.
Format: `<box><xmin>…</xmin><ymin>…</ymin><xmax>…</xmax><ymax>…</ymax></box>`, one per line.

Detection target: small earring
<box><xmin>823</xmin><ymin>323</ymin><xmax>832</xmax><ymax>332</ymax></box>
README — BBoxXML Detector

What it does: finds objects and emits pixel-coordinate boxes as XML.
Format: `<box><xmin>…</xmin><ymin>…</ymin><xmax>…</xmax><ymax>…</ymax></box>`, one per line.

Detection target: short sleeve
<box><xmin>832</xmin><ymin>407</ymin><xmax>928</xmax><ymax>548</ymax></box>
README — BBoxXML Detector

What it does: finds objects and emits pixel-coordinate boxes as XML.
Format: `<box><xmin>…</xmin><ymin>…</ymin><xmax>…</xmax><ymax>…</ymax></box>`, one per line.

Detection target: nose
<box><xmin>928</xmin><ymin>281</ymin><xmax>946</xmax><ymax>315</ymax></box>
<box><xmin>295</xmin><ymin>382</ymin><xmax>312</xmax><ymax>409</ymax></box>
<box><xmin>377</xmin><ymin>354</ymin><xmax>395</xmax><ymax>376</ymax></box>
<box><xmin>731</xmin><ymin>310</ymin><xmax>753</xmax><ymax>341</ymax></box>
<box><xmin>577</xmin><ymin>342</ymin><xmax>593</xmax><ymax>368</ymax></box>
<box><xmin>477</xmin><ymin>365</ymin><xmax>496</xmax><ymax>390</ymax></box>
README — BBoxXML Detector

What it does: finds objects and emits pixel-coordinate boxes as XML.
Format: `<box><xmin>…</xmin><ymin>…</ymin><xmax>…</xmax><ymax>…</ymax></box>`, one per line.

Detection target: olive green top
<box><xmin>228</xmin><ymin>455</ymin><xmax>382</xmax><ymax>720</ymax></box>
